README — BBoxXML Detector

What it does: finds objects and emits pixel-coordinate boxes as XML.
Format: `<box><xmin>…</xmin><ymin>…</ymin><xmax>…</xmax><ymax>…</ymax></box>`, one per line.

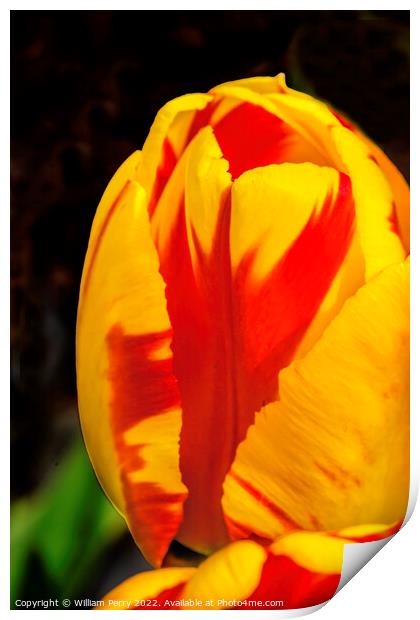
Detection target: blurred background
<box><xmin>10</xmin><ymin>10</ymin><xmax>409</xmax><ymax>609</ymax></box>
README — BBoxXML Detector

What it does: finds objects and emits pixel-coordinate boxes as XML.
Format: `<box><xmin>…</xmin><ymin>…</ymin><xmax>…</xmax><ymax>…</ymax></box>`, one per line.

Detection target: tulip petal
<box><xmin>360</xmin><ymin>140</ymin><xmax>409</xmax><ymax>253</ymax></box>
<box><xmin>182</xmin><ymin>540</ymin><xmax>267</xmax><ymax>608</ymax></box>
<box><xmin>77</xmin><ymin>155</ymin><xmax>187</xmax><ymax>566</ymax></box>
<box><xmin>350</xmin><ymin>133</ymin><xmax>409</xmax><ymax>252</ymax></box>
<box><xmin>267</xmin><ymin>87</ymin><xmax>409</xmax><ymax>265</ymax></box>
<box><xmin>135</xmin><ymin>92</ymin><xmax>212</xmax><ymax>215</ymax></box>
<box><xmin>209</xmin><ymin>73</ymin><xmax>311</xmax><ymax>99</ymax></box>
<box><xmin>256</xmin><ymin>524</ymin><xmax>400</xmax><ymax>609</ymax></box>
<box><xmin>332</xmin><ymin>125</ymin><xmax>407</xmax><ymax>279</ymax></box>
<box><xmin>267</xmin><ymin>91</ymin><xmax>344</xmax><ymax>164</ymax></box>
<box><xmin>262</xmin><ymin>86</ymin><xmax>408</xmax><ymax>280</ymax></box>
<box><xmin>152</xmin><ymin>127</ymin><xmax>234</xmax><ymax>553</ymax></box>
<box><xmin>326</xmin><ymin>107</ymin><xmax>410</xmax><ymax>253</ymax></box>
<box><xmin>211</xmin><ymin>83</ymin><xmax>341</xmax><ymax>167</ymax></box>
<box><xmin>100</xmin><ymin>523</ymin><xmax>400</xmax><ymax>610</ymax></box>
<box><xmin>213</xmin><ymin>101</ymin><xmax>329</xmax><ymax>177</ymax></box>
<box><xmin>247</xmin><ymin>532</ymin><xmax>345</xmax><ymax>609</ymax></box>
<box><xmin>230</xmin><ymin>162</ymin><xmax>359</xmax><ymax>382</ymax></box>
<box><xmin>151</xmin><ymin>125</ymin><xmax>232</xmax><ymax>267</ymax></box>
<box><xmin>101</xmin><ymin>567</ymin><xmax>196</xmax><ymax>609</ymax></box>
<box><xmin>365</xmin><ymin>145</ymin><xmax>410</xmax><ymax>254</ymax></box>
<box><xmin>79</xmin><ymin>151</ymin><xmax>142</xmax><ymax>279</ymax></box>
<box><xmin>223</xmin><ymin>260</ymin><xmax>409</xmax><ymax>542</ymax></box>
<box><xmin>263</xmin><ymin>76</ymin><xmax>409</xmax><ymax>271</ymax></box>
<box><xmin>207</xmin><ymin>85</ymin><xmax>330</xmax><ymax>174</ymax></box>
<box><xmin>212</xmin><ymin>75</ymin><xmax>283</xmax><ymax>95</ymax></box>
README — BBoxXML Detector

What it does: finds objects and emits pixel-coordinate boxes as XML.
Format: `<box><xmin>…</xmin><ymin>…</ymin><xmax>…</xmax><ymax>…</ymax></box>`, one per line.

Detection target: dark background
<box><xmin>10</xmin><ymin>10</ymin><xmax>409</xmax><ymax>608</ymax></box>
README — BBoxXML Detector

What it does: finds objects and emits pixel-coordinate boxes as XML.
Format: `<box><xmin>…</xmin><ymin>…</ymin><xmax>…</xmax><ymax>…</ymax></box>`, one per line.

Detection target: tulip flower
<box><xmin>76</xmin><ymin>75</ymin><xmax>409</xmax><ymax>608</ymax></box>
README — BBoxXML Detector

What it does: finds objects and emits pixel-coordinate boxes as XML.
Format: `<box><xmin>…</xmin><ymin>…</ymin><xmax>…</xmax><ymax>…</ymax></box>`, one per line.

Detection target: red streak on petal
<box><xmin>235</xmin><ymin>173</ymin><xmax>355</xmax><ymax>388</ymax></box>
<box><xmin>129</xmin><ymin>583</ymin><xmax>187</xmax><ymax>610</ymax></box>
<box><xmin>244</xmin><ymin>552</ymin><xmax>340</xmax><ymax>609</ymax></box>
<box><xmin>213</xmin><ymin>102</ymin><xmax>295</xmax><ymax>179</ymax></box>
<box><xmin>366</xmin><ymin>157</ymin><xmax>403</xmax><ymax>241</ymax></box>
<box><xmin>309</xmin><ymin>515</ymin><xmax>322</xmax><ymax>529</ymax></box>
<box><xmin>149</xmin><ymin>101</ymin><xmax>219</xmax><ymax>216</ymax></box>
<box><xmin>329</xmin><ymin>520</ymin><xmax>403</xmax><ymax>544</ymax></box>
<box><xmin>314</xmin><ymin>461</ymin><xmax>361</xmax><ymax>489</ymax></box>
<box><xmin>149</xmin><ymin>139</ymin><xmax>177</xmax><ymax>216</ymax></box>
<box><xmin>107</xmin><ymin>326</ymin><xmax>180</xmax><ymax>428</ymax></box>
<box><xmin>148</xmin><ymin>100</ymin><xmax>297</xmax><ymax>217</ymax></box>
<box><xmin>157</xmin><ymin>174</ymin><xmax>355</xmax><ymax>553</ymax></box>
<box><xmin>330</xmin><ymin>109</ymin><xmax>355</xmax><ymax>131</ymax></box>
<box><xmin>223</xmin><ymin>514</ymin><xmax>273</xmax><ymax>544</ymax></box>
<box><xmin>158</xmin><ymin>192</ymin><xmax>235</xmax><ymax>551</ymax></box>
<box><xmin>229</xmin><ymin>471</ymin><xmax>300</xmax><ymax>533</ymax></box>
<box><xmin>82</xmin><ymin>182</ymin><xmax>130</xmax><ymax>299</ymax></box>
<box><xmin>368</xmin><ymin>153</ymin><xmax>379</xmax><ymax>165</ymax></box>
<box><xmin>388</xmin><ymin>200</ymin><xmax>402</xmax><ymax>238</ymax></box>
<box><xmin>106</xmin><ymin>325</ymin><xmax>186</xmax><ymax>564</ymax></box>
<box><xmin>186</xmin><ymin>100</ymin><xmax>219</xmax><ymax>144</ymax></box>
<box><xmin>153</xmin><ymin>583</ymin><xmax>187</xmax><ymax>608</ymax></box>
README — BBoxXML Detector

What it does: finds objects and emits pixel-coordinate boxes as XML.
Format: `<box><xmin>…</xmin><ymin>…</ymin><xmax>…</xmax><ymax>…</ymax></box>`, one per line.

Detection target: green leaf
<box><xmin>10</xmin><ymin>436</ymin><xmax>126</xmax><ymax>603</ymax></box>
<box><xmin>10</xmin><ymin>499</ymin><xmax>42</xmax><ymax>604</ymax></box>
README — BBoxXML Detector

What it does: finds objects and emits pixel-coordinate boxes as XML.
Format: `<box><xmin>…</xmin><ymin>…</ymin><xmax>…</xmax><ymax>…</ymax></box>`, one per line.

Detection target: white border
<box><xmin>4</xmin><ymin>5</ymin><xmax>418</xmax><ymax>618</ymax></box>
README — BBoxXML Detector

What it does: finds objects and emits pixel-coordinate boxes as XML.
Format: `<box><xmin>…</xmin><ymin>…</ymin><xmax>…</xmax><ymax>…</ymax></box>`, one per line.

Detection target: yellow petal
<box><xmin>332</xmin><ymin>125</ymin><xmax>407</xmax><ymax>279</ymax></box>
<box><xmin>359</xmin><ymin>132</ymin><xmax>409</xmax><ymax>253</ymax></box>
<box><xmin>322</xmin><ymin>105</ymin><xmax>410</xmax><ymax>254</ymax></box>
<box><xmin>79</xmin><ymin>151</ymin><xmax>142</xmax><ymax>284</ymax></box>
<box><xmin>223</xmin><ymin>260</ymin><xmax>409</xmax><ymax>542</ymax></box>
<box><xmin>269</xmin><ymin>531</ymin><xmax>346</xmax><ymax>575</ymax></box>
<box><xmin>184</xmin><ymin>126</ymin><xmax>232</xmax><ymax>263</ymax></box>
<box><xmin>135</xmin><ymin>93</ymin><xmax>212</xmax><ymax>207</ymax></box>
<box><xmin>76</xmin><ymin>155</ymin><xmax>187</xmax><ymax>567</ymax></box>
<box><xmin>294</xmin><ymin>226</ymin><xmax>365</xmax><ymax>359</ymax></box>
<box><xmin>151</xmin><ymin>125</ymin><xmax>232</xmax><ymax>268</ymax></box>
<box><xmin>101</xmin><ymin>567</ymin><xmax>195</xmax><ymax>609</ymax></box>
<box><xmin>211</xmin><ymin>75</ymin><xmax>282</xmax><ymax>95</ymax></box>
<box><xmin>231</xmin><ymin>162</ymin><xmax>343</xmax><ymax>278</ymax></box>
<box><xmin>229</xmin><ymin>162</ymin><xmax>361</xmax><ymax>376</ymax></box>
<box><xmin>266</xmin><ymin>90</ymin><xmax>343</xmax><ymax>167</ymax></box>
<box><xmin>182</xmin><ymin>540</ymin><xmax>267</xmax><ymax>609</ymax></box>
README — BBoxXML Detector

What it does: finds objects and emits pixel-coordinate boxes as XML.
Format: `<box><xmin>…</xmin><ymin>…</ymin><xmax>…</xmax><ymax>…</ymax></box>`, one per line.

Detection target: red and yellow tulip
<box><xmin>76</xmin><ymin>75</ymin><xmax>409</xmax><ymax>609</ymax></box>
